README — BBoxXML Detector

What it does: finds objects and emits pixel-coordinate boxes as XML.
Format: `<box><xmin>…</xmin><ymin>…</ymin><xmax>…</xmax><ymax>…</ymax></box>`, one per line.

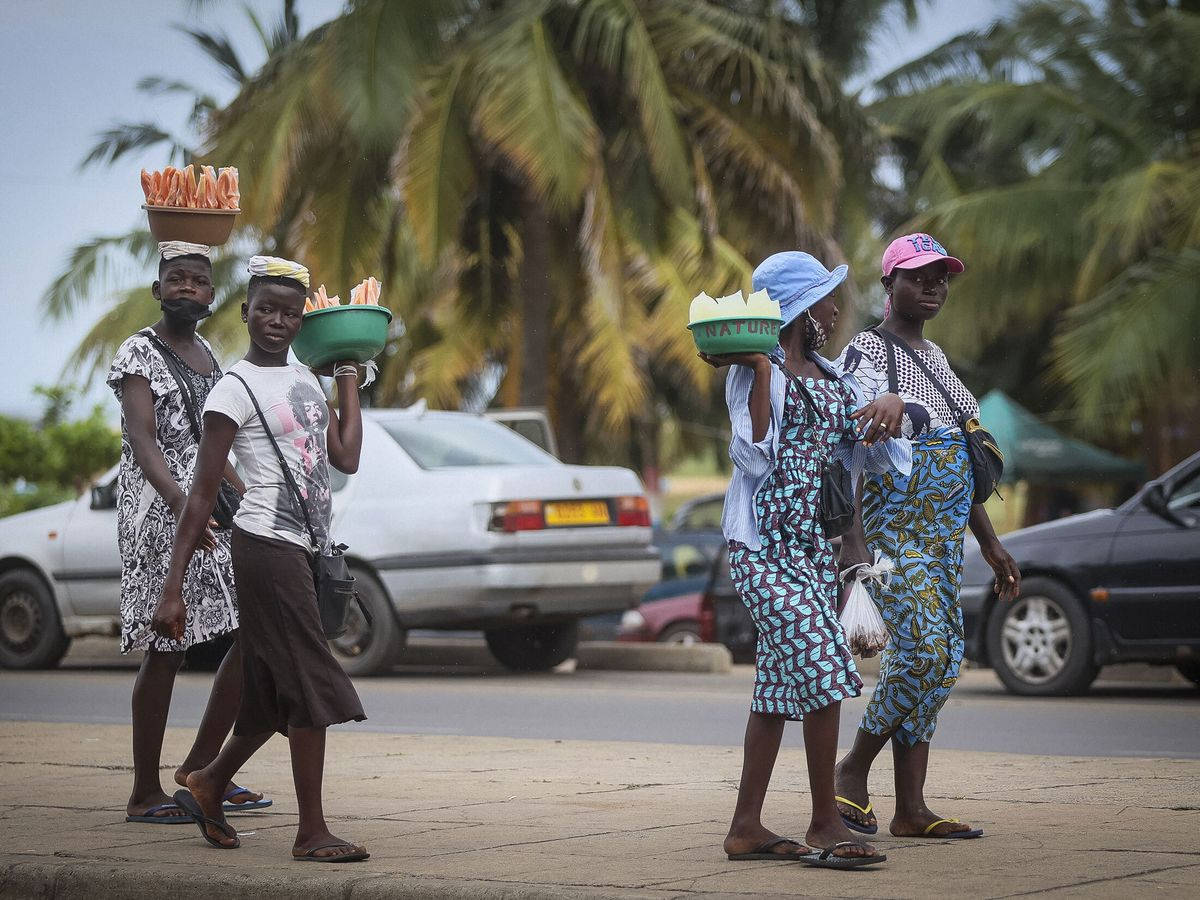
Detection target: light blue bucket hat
<box><xmin>751</xmin><ymin>251</ymin><xmax>849</xmax><ymax>330</ymax></box>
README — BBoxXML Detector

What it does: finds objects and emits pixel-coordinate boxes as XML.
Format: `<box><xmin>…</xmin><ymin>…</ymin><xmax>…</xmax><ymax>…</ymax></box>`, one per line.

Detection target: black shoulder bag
<box><xmin>142</xmin><ymin>330</ymin><xmax>242</xmax><ymax>529</ymax></box>
<box><xmin>869</xmin><ymin>327</ymin><xmax>1003</xmax><ymax>503</ymax></box>
<box><xmin>772</xmin><ymin>360</ymin><xmax>855</xmax><ymax>538</ymax></box>
<box><xmin>227</xmin><ymin>371</ymin><xmax>362</xmax><ymax>639</ymax></box>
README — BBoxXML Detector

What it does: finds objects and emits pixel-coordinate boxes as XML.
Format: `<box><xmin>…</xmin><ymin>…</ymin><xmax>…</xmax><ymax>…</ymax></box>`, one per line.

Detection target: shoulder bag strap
<box><xmin>141</xmin><ymin>330</ymin><xmax>202</xmax><ymax>443</ymax></box>
<box><xmin>869</xmin><ymin>326</ymin><xmax>964</xmax><ymax>421</ymax></box>
<box><xmin>227</xmin><ymin>371</ymin><xmax>321</xmax><ymax>550</ymax></box>
<box><xmin>865</xmin><ymin>328</ymin><xmax>899</xmax><ymax>395</ymax></box>
<box><xmin>770</xmin><ymin>357</ymin><xmax>819</xmax><ymax>414</ymax></box>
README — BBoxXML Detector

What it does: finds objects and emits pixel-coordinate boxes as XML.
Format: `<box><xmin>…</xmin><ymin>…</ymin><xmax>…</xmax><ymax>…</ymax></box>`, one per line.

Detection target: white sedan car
<box><xmin>0</xmin><ymin>408</ymin><xmax>659</xmax><ymax>674</ymax></box>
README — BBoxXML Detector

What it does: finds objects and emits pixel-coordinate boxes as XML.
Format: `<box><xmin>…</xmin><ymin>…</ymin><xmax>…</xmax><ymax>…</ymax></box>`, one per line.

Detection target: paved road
<box><xmin>2</xmin><ymin>638</ymin><xmax>1197</xmax><ymax>759</ymax></box>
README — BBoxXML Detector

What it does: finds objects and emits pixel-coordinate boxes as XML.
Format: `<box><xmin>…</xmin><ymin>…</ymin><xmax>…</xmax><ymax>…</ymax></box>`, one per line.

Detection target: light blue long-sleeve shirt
<box><xmin>721</xmin><ymin>348</ymin><xmax>912</xmax><ymax>551</ymax></box>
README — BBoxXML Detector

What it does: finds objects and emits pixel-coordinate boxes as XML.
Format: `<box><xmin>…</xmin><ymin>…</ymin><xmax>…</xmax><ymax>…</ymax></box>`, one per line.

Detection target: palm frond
<box><xmin>1053</xmin><ymin>248</ymin><xmax>1200</xmax><ymax>424</ymax></box>
<box><xmin>80</xmin><ymin>123</ymin><xmax>191</xmax><ymax>169</ymax></box>
<box><xmin>175</xmin><ymin>24</ymin><xmax>248</xmax><ymax>85</ymax></box>
<box><xmin>565</xmin><ymin>0</ymin><xmax>692</xmax><ymax>207</ymax></box>
<box><xmin>40</xmin><ymin>230</ymin><xmax>160</xmax><ymax>321</ymax></box>
<box><xmin>397</xmin><ymin>56</ymin><xmax>478</xmax><ymax>261</ymax></box>
<box><xmin>469</xmin><ymin>13</ymin><xmax>601</xmax><ymax>212</ymax></box>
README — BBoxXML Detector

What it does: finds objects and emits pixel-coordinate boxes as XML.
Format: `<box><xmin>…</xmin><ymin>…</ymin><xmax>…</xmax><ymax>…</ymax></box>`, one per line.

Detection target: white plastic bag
<box><xmin>838</xmin><ymin>551</ymin><xmax>892</xmax><ymax>657</ymax></box>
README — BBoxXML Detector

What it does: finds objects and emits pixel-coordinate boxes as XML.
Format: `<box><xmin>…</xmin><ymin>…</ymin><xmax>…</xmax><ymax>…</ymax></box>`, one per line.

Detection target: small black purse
<box><xmin>774</xmin><ymin>361</ymin><xmax>856</xmax><ymax>538</ymax></box>
<box><xmin>228</xmin><ymin>372</ymin><xmax>365</xmax><ymax>639</ymax></box>
<box><xmin>870</xmin><ymin>327</ymin><xmax>1003</xmax><ymax>503</ymax></box>
<box><xmin>142</xmin><ymin>330</ymin><xmax>242</xmax><ymax>528</ymax></box>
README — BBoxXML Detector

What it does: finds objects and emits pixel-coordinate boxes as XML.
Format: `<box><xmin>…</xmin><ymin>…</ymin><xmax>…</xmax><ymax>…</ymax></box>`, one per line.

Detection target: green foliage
<box><xmin>873</xmin><ymin>0</ymin><xmax>1200</xmax><ymax>465</ymax></box>
<box><xmin>0</xmin><ymin>388</ymin><xmax>121</xmax><ymax>517</ymax></box>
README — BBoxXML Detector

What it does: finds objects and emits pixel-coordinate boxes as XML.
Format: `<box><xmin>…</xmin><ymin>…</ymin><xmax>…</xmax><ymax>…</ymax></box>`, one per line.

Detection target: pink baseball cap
<box><xmin>882</xmin><ymin>233</ymin><xmax>965</xmax><ymax>276</ymax></box>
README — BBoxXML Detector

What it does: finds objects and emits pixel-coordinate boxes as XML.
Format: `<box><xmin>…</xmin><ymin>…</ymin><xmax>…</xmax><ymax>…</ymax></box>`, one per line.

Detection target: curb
<box><xmin>395</xmin><ymin>638</ymin><xmax>732</xmax><ymax>674</ymax></box>
<box><xmin>0</xmin><ymin>860</ymin><xmax>651</xmax><ymax>900</ymax></box>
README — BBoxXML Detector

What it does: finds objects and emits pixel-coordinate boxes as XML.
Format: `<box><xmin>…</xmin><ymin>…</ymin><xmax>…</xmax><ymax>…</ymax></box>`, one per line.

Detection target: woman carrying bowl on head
<box><xmin>154</xmin><ymin>255</ymin><xmax>370</xmax><ymax>862</ymax></box>
<box><xmin>833</xmin><ymin>234</ymin><xmax>1020</xmax><ymax>841</ymax></box>
<box><xmin>701</xmin><ymin>251</ymin><xmax>909</xmax><ymax>870</ymax></box>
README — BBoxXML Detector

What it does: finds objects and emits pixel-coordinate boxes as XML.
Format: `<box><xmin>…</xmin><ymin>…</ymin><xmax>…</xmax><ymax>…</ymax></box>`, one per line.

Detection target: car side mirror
<box><xmin>90</xmin><ymin>482</ymin><xmax>117</xmax><ymax>511</ymax></box>
<box><xmin>1142</xmin><ymin>482</ymin><xmax>1191</xmax><ymax>528</ymax></box>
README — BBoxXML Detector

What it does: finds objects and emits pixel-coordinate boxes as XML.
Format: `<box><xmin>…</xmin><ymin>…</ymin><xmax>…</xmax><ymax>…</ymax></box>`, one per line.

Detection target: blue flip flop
<box><xmin>222</xmin><ymin>783</ymin><xmax>272</xmax><ymax>813</ymax></box>
<box><xmin>125</xmin><ymin>802</ymin><xmax>192</xmax><ymax>824</ymax></box>
<box><xmin>835</xmin><ymin>795</ymin><xmax>879</xmax><ymax>835</ymax></box>
<box><xmin>920</xmin><ymin>818</ymin><xmax>983</xmax><ymax>839</ymax></box>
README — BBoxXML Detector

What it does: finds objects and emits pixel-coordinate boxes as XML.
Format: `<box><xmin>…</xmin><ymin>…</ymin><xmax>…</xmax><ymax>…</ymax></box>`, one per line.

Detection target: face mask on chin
<box><xmin>160</xmin><ymin>297</ymin><xmax>213</xmax><ymax>322</ymax></box>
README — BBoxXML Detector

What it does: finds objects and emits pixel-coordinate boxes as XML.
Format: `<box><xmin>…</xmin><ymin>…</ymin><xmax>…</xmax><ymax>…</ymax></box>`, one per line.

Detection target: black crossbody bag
<box><xmin>227</xmin><ymin>372</ymin><xmax>363</xmax><ymax>639</ymax></box>
<box><xmin>141</xmin><ymin>330</ymin><xmax>242</xmax><ymax>529</ymax></box>
<box><xmin>772</xmin><ymin>360</ymin><xmax>856</xmax><ymax>538</ymax></box>
<box><xmin>869</xmin><ymin>327</ymin><xmax>1003</xmax><ymax>503</ymax></box>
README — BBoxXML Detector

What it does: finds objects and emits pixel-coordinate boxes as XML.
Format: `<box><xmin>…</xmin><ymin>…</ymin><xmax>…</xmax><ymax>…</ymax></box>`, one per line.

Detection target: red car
<box><xmin>617</xmin><ymin>583</ymin><xmax>716</xmax><ymax>645</ymax></box>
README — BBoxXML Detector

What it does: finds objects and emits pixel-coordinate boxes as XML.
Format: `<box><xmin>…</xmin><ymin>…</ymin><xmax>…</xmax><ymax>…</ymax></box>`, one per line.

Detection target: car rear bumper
<box><xmin>371</xmin><ymin>544</ymin><xmax>660</xmax><ymax>629</ymax></box>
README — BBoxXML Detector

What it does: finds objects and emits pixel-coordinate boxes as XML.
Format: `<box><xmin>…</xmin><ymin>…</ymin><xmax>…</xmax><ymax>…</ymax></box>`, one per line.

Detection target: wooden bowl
<box><xmin>143</xmin><ymin>205</ymin><xmax>240</xmax><ymax>246</ymax></box>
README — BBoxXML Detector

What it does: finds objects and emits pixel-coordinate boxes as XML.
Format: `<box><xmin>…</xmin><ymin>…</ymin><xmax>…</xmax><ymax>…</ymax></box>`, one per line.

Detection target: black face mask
<box><xmin>160</xmin><ymin>297</ymin><xmax>213</xmax><ymax>322</ymax></box>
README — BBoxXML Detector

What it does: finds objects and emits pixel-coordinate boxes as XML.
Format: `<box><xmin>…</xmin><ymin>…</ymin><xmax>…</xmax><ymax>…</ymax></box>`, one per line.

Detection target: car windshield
<box><xmin>378</xmin><ymin>414</ymin><xmax>557</xmax><ymax>469</ymax></box>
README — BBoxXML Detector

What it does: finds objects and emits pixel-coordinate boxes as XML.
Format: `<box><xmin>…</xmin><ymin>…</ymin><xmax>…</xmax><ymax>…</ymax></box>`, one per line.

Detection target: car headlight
<box><xmin>619</xmin><ymin>610</ymin><xmax>646</xmax><ymax>633</ymax></box>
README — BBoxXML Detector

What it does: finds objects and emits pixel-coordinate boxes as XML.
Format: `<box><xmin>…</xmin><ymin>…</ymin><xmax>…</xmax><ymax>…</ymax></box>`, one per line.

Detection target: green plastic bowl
<box><xmin>292</xmin><ymin>305</ymin><xmax>393</xmax><ymax>367</ymax></box>
<box><xmin>688</xmin><ymin>316</ymin><xmax>781</xmax><ymax>355</ymax></box>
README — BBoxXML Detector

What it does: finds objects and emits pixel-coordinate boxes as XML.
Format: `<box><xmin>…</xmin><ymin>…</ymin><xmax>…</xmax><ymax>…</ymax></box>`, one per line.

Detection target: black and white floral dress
<box><xmin>106</xmin><ymin>330</ymin><xmax>238</xmax><ymax>653</ymax></box>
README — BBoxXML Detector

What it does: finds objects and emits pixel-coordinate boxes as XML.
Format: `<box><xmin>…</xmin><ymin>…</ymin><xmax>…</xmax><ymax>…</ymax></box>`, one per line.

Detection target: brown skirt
<box><xmin>231</xmin><ymin>527</ymin><xmax>365</xmax><ymax>737</ymax></box>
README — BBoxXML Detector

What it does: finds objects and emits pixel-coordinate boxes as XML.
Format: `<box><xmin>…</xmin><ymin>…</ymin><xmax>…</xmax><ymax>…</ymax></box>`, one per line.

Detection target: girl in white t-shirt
<box><xmin>155</xmin><ymin>256</ymin><xmax>369</xmax><ymax>863</ymax></box>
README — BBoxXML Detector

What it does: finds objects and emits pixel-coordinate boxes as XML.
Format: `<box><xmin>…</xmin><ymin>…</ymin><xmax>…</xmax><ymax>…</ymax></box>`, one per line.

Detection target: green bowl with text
<box><xmin>688</xmin><ymin>316</ymin><xmax>781</xmax><ymax>355</ymax></box>
<box><xmin>292</xmin><ymin>305</ymin><xmax>393</xmax><ymax>367</ymax></box>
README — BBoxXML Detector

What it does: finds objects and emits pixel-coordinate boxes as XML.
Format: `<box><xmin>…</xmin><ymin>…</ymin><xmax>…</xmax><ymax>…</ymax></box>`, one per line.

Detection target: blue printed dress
<box><xmin>728</xmin><ymin>369</ymin><xmax>863</xmax><ymax>720</ymax></box>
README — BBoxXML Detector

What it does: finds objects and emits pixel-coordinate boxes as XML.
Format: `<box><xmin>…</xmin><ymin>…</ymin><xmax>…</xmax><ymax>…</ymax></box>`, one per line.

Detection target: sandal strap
<box><xmin>923</xmin><ymin>818</ymin><xmax>960</xmax><ymax>835</ymax></box>
<box><xmin>820</xmin><ymin>840</ymin><xmax>864</xmax><ymax>859</ymax></box>
<box><xmin>834</xmin><ymin>795</ymin><xmax>873</xmax><ymax>816</ymax></box>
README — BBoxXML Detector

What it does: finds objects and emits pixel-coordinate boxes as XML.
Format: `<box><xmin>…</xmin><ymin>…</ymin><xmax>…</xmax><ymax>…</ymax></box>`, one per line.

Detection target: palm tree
<box><xmin>200</xmin><ymin>0</ymin><xmax>924</xmax><ymax>464</ymax></box>
<box><xmin>871</xmin><ymin>0</ymin><xmax>1200</xmax><ymax>471</ymax></box>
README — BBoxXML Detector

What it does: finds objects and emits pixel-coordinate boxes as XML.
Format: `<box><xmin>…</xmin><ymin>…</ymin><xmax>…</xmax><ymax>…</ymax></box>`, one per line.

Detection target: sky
<box><xmin>0</xmin><ymin>0</ymin><xmax>1007</xmax><ymax>422</ymax></box>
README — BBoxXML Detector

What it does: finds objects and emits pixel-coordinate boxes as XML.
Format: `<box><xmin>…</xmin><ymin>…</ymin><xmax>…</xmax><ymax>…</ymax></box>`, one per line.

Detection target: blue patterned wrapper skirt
<box><xmin>859</xmin><ymin>426</ymin><xmax>973</xmax><ymax>745</ymax></box>
<box><xmin>728</xmin><ymin>375</ymin><xmax>862</xmax><ymax>721</ymax></box>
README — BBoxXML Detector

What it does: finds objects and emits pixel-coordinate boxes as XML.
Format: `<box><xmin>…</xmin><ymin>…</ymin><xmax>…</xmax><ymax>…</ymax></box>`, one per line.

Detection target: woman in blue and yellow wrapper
<box><xmin>834</xmin><ymin>233</ymin><xmax>1020</xmax><ymax>841</ymax></box>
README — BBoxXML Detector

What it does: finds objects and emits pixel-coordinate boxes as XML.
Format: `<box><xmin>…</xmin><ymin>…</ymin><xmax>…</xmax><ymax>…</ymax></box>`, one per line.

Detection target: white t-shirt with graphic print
<box><xmin>203</xmin><ymin>360</ymin><xmax>332</xmax><ymax>553</ymax></box>
<box><xmin>838</xmin><ymin>329</ymin><xmax>979</xmax><ymax>440</ymax></box>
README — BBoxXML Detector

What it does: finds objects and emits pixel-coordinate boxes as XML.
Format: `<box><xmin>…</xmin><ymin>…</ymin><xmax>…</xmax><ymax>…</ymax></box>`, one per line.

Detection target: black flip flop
<box><xmin>293</xmin><ymin>843</ymin><xmax>370</xmax><ymax>863</ymax></box>
<box><xmin>920</xmin><ymin>818</ymin><xmax>983</xmax><ymax>839</ymax></box>
<box><xmin>804</xmin><ymin>841</ymin><xmax>887</xmax><ymax>869</ymax></box>
<box><xmin>172</xmin><ymin>789</ymin><xmax>240</xmax><ymax>849</ymax></box>
<box><xmin>125</xmin><ymin>802</ymin><xmax>191</xmax><ymax>824</ymax></box>
<box><xmin>835</xmin><ymin>795</ymin><xmax>879</xmax><ymax>835</ymax></box>
<box><xmin>727</xmin><ymin>836</ymin><xmax>818</xmax><ymax>862</ymax></box>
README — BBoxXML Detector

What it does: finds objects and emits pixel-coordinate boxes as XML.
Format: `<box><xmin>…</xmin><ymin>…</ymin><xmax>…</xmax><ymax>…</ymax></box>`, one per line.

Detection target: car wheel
<box><xmin>485</xmin><ymin>621</ymin><xmax>579</xmax><ymax>671</ymax></box>
<box><xmin>328</xmin><ymin>568</ymin><xmax>405</xmax><ymax>677</ymax></box>
<box><xmin>985</xmin><ymin>577</ymin><xmax>1098</xmax><ymax>696</ymax></box>
<box><xmin>1176</xmin><ymin>662</ymin><xmax>1200</xmax><ymax>688</ymax></box>
<box><xmin>0</xmin><ymin>569</ymin><xmax>70</xmax><ymax>670</ymax></box>
<box><xmin>657</xmin><ymin>621</ymin><xmax>703</xmax><ymax>645</ymax></box>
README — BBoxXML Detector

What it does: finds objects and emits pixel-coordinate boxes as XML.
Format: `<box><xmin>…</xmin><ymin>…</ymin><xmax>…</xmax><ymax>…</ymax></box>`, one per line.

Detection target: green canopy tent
<box><xmin>978</xmin><ymin>390</ymin><xmax>1144</xmax><ymax>483</ymax></box>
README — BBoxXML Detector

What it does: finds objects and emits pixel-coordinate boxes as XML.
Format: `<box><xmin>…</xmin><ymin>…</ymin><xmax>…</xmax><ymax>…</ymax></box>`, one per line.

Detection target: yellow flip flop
<box><xmin>922</xmin><ymin>817</ymin><xmax>983</xmax><ymax>839</ymax></box>
<box><xmin>835</xmin><ymin>795</ymin><xmax>878</xmax><ymax>835</ymax></box>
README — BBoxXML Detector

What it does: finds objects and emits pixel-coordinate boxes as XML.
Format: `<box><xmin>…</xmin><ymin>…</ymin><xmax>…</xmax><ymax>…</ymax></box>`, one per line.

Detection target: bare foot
<box><xmin>805</xmin><ymin>820</ymin><xmax>880</xmax><ymax>859</ymax></box>
<box><xmin>293</xmin><ymin>831</ymin><xmax>369</xmax><ymax>862</ymax></box>
<box><xmin>834</xmin><ymin>760</ymin><xmax>877</xmax><ymax>831</ymax></box>
<box><xmin>890</xmin><ymin>807</ymin><xmax>978</xmax><ymax>838</ymax></box>
<box><xmin>724</xmin><ymin>824</ymin><xmax>812</xmax><ymax>858</ymax></box>
<box><xmin>175</xmin><ymin>768</ymin><xmax>263</xmax><ymax>807</ymax></box>
<box><xmin>184</xmin><ymin>769</ymin><xmax>239</xmax><ymax>848</ymax></box>
<box><xmin>127</xmin><ymin>790</ymin><xmax>181</xmax><ymax>819</ymax></box>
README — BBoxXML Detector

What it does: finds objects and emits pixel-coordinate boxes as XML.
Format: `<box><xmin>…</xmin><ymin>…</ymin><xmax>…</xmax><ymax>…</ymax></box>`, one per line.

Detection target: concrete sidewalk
<box><xmin>1</xmin><ymin>722</ymin><xmax>1198</xmax><ymax>899</ymax></box>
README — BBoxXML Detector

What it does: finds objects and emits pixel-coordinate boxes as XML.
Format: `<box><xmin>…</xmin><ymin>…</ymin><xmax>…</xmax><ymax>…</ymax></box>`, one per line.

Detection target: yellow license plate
<box><xmin>543</xmin><ymin>501</ymin><xmax>611</xmax><ymax>527</ymax></box>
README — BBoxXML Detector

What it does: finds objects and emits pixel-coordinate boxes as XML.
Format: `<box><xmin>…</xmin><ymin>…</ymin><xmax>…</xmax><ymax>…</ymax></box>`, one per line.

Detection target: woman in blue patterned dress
<box><xmin>833</xmin><ymin>234</ymin><xmax>1020</xmax><ymax>841</ymax></box>
<box><xmin>703</xmin><ymin>252</ymin><xmax>908</xmax><ymax>869</ymax></box>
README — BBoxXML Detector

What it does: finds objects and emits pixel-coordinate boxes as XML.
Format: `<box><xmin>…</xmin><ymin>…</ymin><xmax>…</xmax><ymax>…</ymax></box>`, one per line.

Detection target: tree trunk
<box><xmin>517</xmin><ymin>196</ymin><xmax>553</xmax><ymax>410</ymax></box>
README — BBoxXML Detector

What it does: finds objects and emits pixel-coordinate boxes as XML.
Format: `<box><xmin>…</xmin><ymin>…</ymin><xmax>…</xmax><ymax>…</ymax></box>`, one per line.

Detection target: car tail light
<box><xmin>489</xmin><ymin>500</ymin><xmax>545</xmax><ymax>532</ymax></box>
<box><xmin>698</xmin><ymin>591</ymin><xmax>716</xmax><ymax>643</ymax></box>
<box><xmin>615</xmin><ymin>495</ymin><xmax>651</xmax><ymax>527</ymax></box>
